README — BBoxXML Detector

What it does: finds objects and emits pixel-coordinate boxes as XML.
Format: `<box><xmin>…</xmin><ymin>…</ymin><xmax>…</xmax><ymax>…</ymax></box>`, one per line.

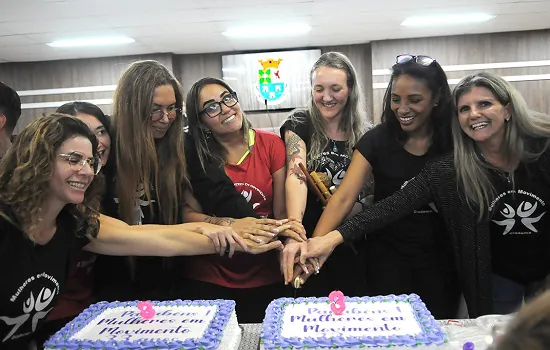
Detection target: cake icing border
<box><xmin>44</xmin><ymin>299</ymin><xmax>235</xmax><ymax>350</ymax></box>
<box><xmin>261</xmin><ymin>294</ymin><xmax>446</xmax><ymax>349</ymax></box>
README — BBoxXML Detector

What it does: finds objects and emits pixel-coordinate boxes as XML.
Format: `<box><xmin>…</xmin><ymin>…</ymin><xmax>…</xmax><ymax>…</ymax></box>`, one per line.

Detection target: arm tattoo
<box><xmin>204</xmin><ymin>216</ymin><xmax>236</xmax><ymax>226</ymax></box>
<box><xmin>286</xmin><ymin>133</ymin><xmax>306</xmax><ymax>184</ymax></box>
<box><xmin>285</xmin><ymin>133</ymin><xmax>304</xmax><ymax>165</ymax></box>
<box><xmin>290</xmin><ymin>164</ymin><xmax>306</xmax><ymax>185</ymax></box>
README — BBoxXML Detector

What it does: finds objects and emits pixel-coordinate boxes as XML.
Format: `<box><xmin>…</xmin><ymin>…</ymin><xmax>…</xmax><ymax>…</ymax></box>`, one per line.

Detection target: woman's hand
<box><xmin>280</xmin><ymin>238</ymin><xmax>319</xmax><ymax>285</ymax></box>
<box><xmin>291</xmin><ymin>258</ymin><xmax>319</xmax><ymax>289</ymax></box>
<box><xmin>300</xmin><ymin>230</ymin><xmax>344</xmax><ymax>268</ymax></box>
<box><xmin>244</xmin><ymin>238</ymin><xmax>283</xmax><ymax>254</ymax></box>
<box><xmin>229</xmin><ymin>217</ymin><xmax>288</xmax><ymax>242</ymax></box>
<box><xmin>278</xmin><ymin>218</ymin><xmax>307</xmax><ymax>242</ymax></box>
<box><xmin>231</xmin><ymin>217</ymin><xmax>308</xmax><ymax>244</ymax></box>
<box><xmin>195</xmin><ymin>223</ymin><xmax>247</xmax><ymax>258</ymax></box>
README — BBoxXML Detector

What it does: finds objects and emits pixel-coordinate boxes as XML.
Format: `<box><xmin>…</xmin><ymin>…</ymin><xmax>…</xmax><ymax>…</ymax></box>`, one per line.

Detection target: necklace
<box><xmin>479</xmin><ymin>152</ymin><xmax>514</xmax><ymax>183</ymax></box>
<box><xmin>331</xmin><ymin>140</ymin><xmax>338</xmax><ymax>153</ymax></box>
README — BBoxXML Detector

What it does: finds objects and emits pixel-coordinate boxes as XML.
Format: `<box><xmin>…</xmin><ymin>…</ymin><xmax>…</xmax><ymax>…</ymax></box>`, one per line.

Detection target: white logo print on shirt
<box><xmin>0</xmin><ymin>287</ymin><xmax>57</xmax><ymax>342</ymax></box>
<box><xmin>492</xmin><ymin>201</ymin><xmax>545</xmax><ymax>235</ymax></box>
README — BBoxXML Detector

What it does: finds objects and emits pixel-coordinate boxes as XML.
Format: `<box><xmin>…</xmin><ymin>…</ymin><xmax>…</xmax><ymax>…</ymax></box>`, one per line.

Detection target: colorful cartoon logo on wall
<box><xmin>256</xmin><ymin>58</ymin><xmax>288</xmax><ymax>105</ymax></box>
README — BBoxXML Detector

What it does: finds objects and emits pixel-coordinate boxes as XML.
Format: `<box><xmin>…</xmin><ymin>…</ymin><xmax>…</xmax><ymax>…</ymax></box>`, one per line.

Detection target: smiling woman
<box><xmin>279</xmin><ymin>51</ymin><xmax>371</xmax><ymax>299</ymax></box>
<box><xmin>305</xmin><ymin>54</ymin><xmax>460</xmax><ymax>319</ymax></box>
<box><xmin>179</xmin><ymin>77</ymin><xmax>297</xmax><ymax>323</ymax></box>
<box><xmin>95</xmin><ymin>61</ymin><xmax>290</xmax><ymax>305</ymax></box>
<box><xmin>0</xmin><ymin>114</ymin><xmax>281</xmax><ymax>349</ymax></box>
<box><xmin>31</xmin><ymin>102</ymin><xmax>115</xmax><ymax>345</ymax></box>
<box><xmin>301</xmin><ymin>72</ymin><xmax>550</xmax><ymax>318</ymax></box>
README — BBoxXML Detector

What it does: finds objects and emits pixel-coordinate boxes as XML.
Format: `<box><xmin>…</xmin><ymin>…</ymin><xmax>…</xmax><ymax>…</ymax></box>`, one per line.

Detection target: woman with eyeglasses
<box><xmin>32</xmin><ymin>102</ymin><xmax>114</xmax><ymax>345</ymax></box>
<box><xmin>95</xmin><ymin>61</ymin><xmax>289</xmax><ymax>303</ymax></box>
<box><xmin>0</xmin><ymin>114</ymin><xmax>282</xmax><ymax>349</ymax></box>
<box><xmin>301</xmin><ymin>72</ymin><xmax>550</xmax><ymax>317</ymax></box>
<box><xmin>175</xmin><ymin>77</ymin><xmax>305</xmax><ymax>323</ymax></box>
<box><xmin>279</xmin><ymin>52</ymin><xmax>371</xmax><ymax>298</ymax></box>
<box><xmin>292</xmin><ymin>54</ymin><xmax>460</xmax><ymax>318</ymax></box>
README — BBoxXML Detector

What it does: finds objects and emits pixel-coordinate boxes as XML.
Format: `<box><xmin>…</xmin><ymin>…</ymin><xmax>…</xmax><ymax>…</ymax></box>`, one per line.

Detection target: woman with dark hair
<box><xmin>302</xmin><ymin>72</ymin><xmax>550</xmax><ymax>317</ymax></box>
<box><xmin>96</xmin><ymin>60</ymin><xmax>291</xmax><ymax>302</ymax></box>
<box><xmin>179</xmin><ymin>77</ymin><xmax>304</xmax><ymax>323</ymax></box>
<box><xmin>294</xmin><ymin>55</ymin><xmax>460</xmax><ymax>318</ymax></box>
<box><xmin>56</xmin><ymin>101</ymin><xmax>112</xmax><ymax>168</ymax></box>
<box><xmin>280</xmin><ymin>51</ymin><xmax>371</xmax><ymax>297</ymax></box>
<box><xmin>0</xmin><ymin>114</ymin><xmax>280</xmax><ymax>349</ymax></box>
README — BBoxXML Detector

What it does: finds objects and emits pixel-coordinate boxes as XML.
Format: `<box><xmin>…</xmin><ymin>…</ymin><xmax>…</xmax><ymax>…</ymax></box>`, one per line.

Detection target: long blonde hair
<box><xmin>113</xmin><ymin>60</ymin><xmax>188</xmax><ymax>225</ymax></box>
<box><xmin>291</xmin><ymin>52</ymin><xmax>370</xmax><ymax>169</ymax></box>
<box><xmin>452</xmin><ymin>72</ymin><xmax>550</xmax><ymax>219</ymax></box>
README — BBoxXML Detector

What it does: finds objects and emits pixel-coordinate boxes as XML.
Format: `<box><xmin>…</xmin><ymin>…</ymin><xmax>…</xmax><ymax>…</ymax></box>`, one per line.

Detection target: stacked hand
<box><xmin>281</xmin><ymin>230</ymin><xmax>345</xmax><ymax>287</ymax></box>
<box><xmin>231</xmin><ymin>217</ymin><xmax>306</xmax><ymax>244</ymax></box>
<box><xmin>198</xmin><ymin>217</ymin><xmax>307</xmax><ymax>257</ymax></box>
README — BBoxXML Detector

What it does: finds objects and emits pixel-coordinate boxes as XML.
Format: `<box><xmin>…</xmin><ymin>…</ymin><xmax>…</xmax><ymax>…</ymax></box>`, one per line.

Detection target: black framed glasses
<box><xmin>396</xmin><ymin>54</ymin><xmax>436</xmax><ymax>66</ymax></box>
<box><xmin>200</xmin><ymin>92</ymin><xmax>239</xmax><ymax>118</ymax></box>
<box><xmin>150</xmin><ymin>107</ymin><xmax>182</xmax><ymax>121</ymax></box>
<box><xmin>58</xmin><ymin>151</ymin><xmax>102</xmax><ymax>175</ymax></box>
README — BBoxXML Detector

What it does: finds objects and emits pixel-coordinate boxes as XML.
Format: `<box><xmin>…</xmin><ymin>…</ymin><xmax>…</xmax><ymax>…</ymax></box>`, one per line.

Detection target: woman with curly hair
<box><xmin>34</xmin><ymin>102</ymin><xmax>114</xmax><ymax>345</ymax></box>
<box><xmin>0</xmin><ymin>114</ymin><xmax>281</xmax><ymax>349</ymax></box>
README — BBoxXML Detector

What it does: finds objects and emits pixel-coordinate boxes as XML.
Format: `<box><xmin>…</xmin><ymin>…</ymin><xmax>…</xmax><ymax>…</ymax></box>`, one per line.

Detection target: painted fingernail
<box><xmin>272</xmin><ymin>229</ymin><xmax>279</xmax><ymax>234</ymax></box>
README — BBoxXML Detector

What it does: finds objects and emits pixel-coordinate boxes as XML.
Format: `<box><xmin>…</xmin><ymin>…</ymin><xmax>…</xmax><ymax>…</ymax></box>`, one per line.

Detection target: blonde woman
<box><xmin>281</xmin><ymin>52</ymin><xmax>371</xmax><ymax>297</ymax></box>
<box><xmin>303</xmin><ymin>72</ymin><xmax>550</xmax><ymax>317</ymax></box>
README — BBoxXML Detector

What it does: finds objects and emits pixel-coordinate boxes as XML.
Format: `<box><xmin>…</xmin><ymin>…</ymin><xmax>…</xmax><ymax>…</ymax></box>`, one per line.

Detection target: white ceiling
<box><xmin>0</xmin><ymin>0</ymin><xmax>549</xmax><ymax>62</ymax></box>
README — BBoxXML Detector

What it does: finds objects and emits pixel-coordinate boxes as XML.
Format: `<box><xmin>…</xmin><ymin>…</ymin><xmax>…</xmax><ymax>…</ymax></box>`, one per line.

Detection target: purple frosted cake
<box><xmin>261</xmin><ymin>294</ymin><xmax>446</xmax><ymax>349</ymax></box>
<box><xmin>45</xmin><ymin>299</ymin><xmax>241</xmax><ymax>350</ymax></box>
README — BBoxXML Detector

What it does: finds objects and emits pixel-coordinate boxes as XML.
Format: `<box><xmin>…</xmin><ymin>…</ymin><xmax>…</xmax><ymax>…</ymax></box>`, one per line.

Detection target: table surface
<box><xmin>238</xmin><ymin>316</ymin><xmax>511</xmax><ymax>350</ymax></box>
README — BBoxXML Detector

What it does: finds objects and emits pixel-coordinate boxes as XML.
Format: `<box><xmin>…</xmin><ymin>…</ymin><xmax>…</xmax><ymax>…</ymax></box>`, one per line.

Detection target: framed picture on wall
<box><xmin>222</xmin><ymin>49</ymin><xmax>321</xmax><ymax>111</ymax></box>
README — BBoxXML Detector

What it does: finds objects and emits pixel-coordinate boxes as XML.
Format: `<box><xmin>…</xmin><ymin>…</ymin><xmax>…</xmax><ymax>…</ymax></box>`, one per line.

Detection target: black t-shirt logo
<box><xmin>493</xmin><ymin>200</ymin><xmax>545</xmax><ymax>235</ymax></box>
<box><xmin>1</xmin><ymin>275</ymin><xmax>59</xmax><ymax>342</ymax></box>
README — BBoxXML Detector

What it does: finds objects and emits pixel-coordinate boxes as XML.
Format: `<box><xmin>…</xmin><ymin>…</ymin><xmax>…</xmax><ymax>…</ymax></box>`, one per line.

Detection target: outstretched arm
<box><xmin>337</xmin><ymin>163</ymin><xmax>433</xmax><ymax>241</ymax></box>
<box><xmin>301</xmin><ymin>163</ymin><xmax>436</xmax><ymax>267</ymax></box>
<box><xmin>83</xmin><ymin>214</ymin><xmax>282</xmax><ymax>256</ymax></box>
<box><xmin>312</xmin><ymin>150</ymin><xmax>373</xmax><ymax>237</ymax></box>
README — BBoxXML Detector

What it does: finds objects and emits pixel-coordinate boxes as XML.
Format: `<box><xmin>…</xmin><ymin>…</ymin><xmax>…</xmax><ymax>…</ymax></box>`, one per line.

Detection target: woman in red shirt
<box><xmin>179</xmin><ymin>77</ymin><xmax>300</xmax><ymax>323</ymax></box>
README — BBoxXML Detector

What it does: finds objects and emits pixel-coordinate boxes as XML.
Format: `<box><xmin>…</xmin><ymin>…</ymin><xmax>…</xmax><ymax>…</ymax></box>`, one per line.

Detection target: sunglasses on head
<box><xmin>396</xmin><ymin>54</ymin><xmax>436</xmax><ymax>66</ymax></box>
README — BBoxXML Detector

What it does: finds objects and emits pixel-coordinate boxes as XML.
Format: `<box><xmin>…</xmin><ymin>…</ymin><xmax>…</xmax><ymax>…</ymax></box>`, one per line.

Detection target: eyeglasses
<box><xmin>396</xmin><ymin>54</ymin><xmax>436</xmax><ymax>66</ymax></box>
<box><xmin>150</xmin><ymin>107</ymin><xmax>182</xmax><ymax>121</ymax></box>
<box><xmin>200</xmin><ymin>92</ymin><xmax>238</xmax><ymax>118</ymax></box>
<box><xmin>58</xmin><ymin>151</ymin><xmax>102</xmax><ymax>175</ymax></box>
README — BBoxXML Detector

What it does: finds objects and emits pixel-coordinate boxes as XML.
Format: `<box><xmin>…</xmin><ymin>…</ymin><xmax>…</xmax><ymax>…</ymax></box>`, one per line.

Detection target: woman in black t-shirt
<box><xmin>33</xmin><ymin>102</ymin><xmax>114</xmax><ymax>346</ymax></box>
<box><xmin>0</xmin><ymin>114</ymin><xmax>281</xmax><ymax>349</ymax></box>
<box><xmin>303</xmin><ymin>72</ymin><xmax>550</xmax><ymax>317</ymax></box>
<box><xmin>280</xmin><ymin>52</ymin><xmax>371</xmax><ymax>297</ymax></box>
<box><xmin>302</xmin><ymin>55</ymin><xmax>460</xmax><ymax>318</ymax></box>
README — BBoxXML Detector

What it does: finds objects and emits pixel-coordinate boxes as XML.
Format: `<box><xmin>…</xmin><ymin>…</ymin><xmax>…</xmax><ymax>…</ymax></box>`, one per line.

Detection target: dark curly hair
<box><xmin>0</xmin><ymin>113</ymin><xmax>103</xmax><ymax>241</ymax></box>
